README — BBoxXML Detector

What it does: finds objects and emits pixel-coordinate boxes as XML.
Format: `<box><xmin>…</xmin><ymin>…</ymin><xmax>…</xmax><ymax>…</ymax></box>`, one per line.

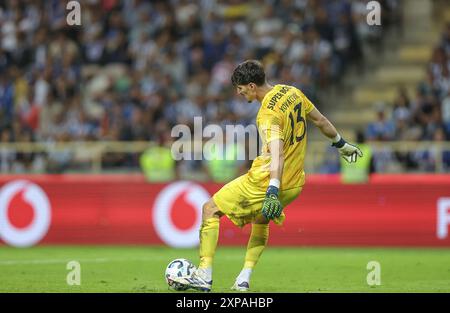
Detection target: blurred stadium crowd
<box><xmin>1</xmin><ymin>0</ymin><xmax>405</xmax><ymax>174</ymax></box>
<box><xmin>363</xmin><ymin>22</ymin><xmax>450</xmax><ymax>172</ymax></box>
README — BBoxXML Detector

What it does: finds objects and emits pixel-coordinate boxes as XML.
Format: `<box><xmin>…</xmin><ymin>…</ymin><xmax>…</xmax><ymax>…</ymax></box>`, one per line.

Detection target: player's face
<box><xmin>236</xmin><ymin>84</ymin><xmax>257</xmax><ymax>103</ymax></box>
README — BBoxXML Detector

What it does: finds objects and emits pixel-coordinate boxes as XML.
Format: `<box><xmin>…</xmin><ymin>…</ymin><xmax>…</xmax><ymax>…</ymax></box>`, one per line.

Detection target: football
<box><xmin>165</xmin><ymin>258</ymin><xmax>197</xmax><ymax>291</ymax></box>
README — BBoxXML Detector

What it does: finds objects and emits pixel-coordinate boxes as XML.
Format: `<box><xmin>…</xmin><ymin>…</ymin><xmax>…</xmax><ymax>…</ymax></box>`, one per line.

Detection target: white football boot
<box><xmin>231</xmin><ymin>268</ymin><xmax>252</xmax><ymax>291</ymax></box>
<box><xmin>231</xmin><ymin>280</ymin><xmax>250</xmax><ymax>291</ymax></box>
<box><xmin>172</xmin><ymin>268</ymin><xmax>212</xmax><ymax>292</ymax></box>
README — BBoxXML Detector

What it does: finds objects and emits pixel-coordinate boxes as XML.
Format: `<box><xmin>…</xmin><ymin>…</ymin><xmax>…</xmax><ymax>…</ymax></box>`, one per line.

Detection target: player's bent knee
<box><xmin>202</xmin><ymin>199</ymin><xmax>223</xmax><ymax>221</ymax></box>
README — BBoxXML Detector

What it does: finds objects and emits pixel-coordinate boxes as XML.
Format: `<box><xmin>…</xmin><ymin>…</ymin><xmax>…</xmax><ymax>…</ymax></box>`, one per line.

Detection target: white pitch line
<box><xmin>0</xmin><ymin>255</ymin><xmax>242</xmax><ymax>266</ymax></box>
<box><xmin>0</xmin><ymin>257</ymin><xmax>169</xmax><ymax>266</ymax></box>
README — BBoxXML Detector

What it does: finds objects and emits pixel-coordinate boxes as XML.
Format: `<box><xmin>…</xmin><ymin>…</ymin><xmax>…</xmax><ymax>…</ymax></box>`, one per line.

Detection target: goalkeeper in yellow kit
<box><xmin>173</xmin><ymin>60</ymin><xmax>362</xmax><ymax>292</ymax></box>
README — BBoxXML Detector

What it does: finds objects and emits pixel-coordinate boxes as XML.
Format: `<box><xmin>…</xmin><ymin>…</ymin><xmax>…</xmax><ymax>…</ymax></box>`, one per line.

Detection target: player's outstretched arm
<box><xmin>306</xmin><ymin>108</ymin><xmax>363</xmax><ymax>163</ymax></box>
<box><xmin>261</xmin><ymin>138</ymin><xmax>284</xmax><ymax>220</ymax></box>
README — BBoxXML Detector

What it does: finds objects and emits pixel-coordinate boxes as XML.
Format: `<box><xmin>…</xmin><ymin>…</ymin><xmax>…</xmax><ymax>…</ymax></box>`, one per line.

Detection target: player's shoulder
<box><xmin>274</xmin><ymin>84</ymin><xmax>298</xmax><ymax>94</ymax></box>
<box><xmin>262</xmin><ymin>84</ymin><xmax>293</xmax><ymax>110</ymax></box>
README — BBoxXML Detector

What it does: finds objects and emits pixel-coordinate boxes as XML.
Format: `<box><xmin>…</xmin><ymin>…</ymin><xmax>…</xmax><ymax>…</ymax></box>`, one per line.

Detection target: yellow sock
<box><xmin>199</xmin><ymin>217</ymin><xmax>220</xmax><ymax>269</ymax></box>
<box><xmin>243</xmin><ymin>223</ymin><xmax>269</xmax><ymax>269</ymax></box>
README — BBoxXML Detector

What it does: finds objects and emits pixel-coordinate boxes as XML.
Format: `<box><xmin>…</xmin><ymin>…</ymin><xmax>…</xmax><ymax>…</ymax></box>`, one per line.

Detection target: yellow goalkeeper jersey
<box><xmin>248</xmin><ymin>84</ymin><xmax>316</xmax><ymax>190</ymax></box>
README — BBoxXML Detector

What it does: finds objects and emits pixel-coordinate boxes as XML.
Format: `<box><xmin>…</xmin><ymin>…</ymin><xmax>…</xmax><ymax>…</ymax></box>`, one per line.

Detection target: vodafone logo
<box><xmin>0</xmin><ymin>180</ymin><xmax>51</xmax><ymax>247</ymax></box>
<box><xmin>153</xmin><ymin>181</ymin><xmax>210</xmax><ymax>248</ymax></box>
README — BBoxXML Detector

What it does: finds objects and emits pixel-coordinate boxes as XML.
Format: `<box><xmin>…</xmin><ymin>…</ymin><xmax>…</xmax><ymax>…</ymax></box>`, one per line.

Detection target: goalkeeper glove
<box><xmin>332</xmin><ymin>135</ymin><xmax>363</xmax><ymax>163</ymax></box>
<box><xmin>262</xmin><ymin>185</ymin><xmax>283</xmax><ymax>220</ymax></box>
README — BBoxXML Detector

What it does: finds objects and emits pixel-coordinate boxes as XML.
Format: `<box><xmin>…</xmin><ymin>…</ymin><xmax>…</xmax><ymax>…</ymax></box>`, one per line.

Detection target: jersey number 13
<box><xmin>288</xmin><ymin>102</ymin><xmax>306</xmax><ymax>145</ymax></box>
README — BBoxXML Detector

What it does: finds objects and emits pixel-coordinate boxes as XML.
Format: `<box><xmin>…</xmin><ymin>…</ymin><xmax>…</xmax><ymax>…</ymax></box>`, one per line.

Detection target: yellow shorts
<box><xmin>212</xmin><ymin>173</ymin><xmax>302</xmax><ymax>227</ymax></box>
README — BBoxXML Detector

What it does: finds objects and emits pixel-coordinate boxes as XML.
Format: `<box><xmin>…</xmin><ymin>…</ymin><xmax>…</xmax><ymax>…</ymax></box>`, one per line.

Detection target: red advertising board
<box><xmin>1</xmin><ymin>174</ymin><xmax>450</xmax><ymax>247</ymax></box>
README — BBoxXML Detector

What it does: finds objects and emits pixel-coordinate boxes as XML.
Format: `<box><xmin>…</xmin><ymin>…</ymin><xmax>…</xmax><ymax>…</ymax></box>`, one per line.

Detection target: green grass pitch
<box><xmin>1</xmin><ymin>246</ymin><xmax>449</xmax><ymax>293</ymax></box>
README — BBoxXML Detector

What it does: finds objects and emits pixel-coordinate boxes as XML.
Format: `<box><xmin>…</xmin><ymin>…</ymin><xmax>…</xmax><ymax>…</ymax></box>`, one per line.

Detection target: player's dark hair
<box><xmin>231</xmin><ymin>60</ymin><xmax>266</xmax><ymax>86</ymax></box>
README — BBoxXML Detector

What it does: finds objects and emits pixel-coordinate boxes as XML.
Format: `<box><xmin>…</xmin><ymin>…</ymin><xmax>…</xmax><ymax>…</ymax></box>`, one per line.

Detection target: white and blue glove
<box><xmin>332</xmin><ymin>135</ymin><xmax>363</xmax><ymax>163</ymax></box>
